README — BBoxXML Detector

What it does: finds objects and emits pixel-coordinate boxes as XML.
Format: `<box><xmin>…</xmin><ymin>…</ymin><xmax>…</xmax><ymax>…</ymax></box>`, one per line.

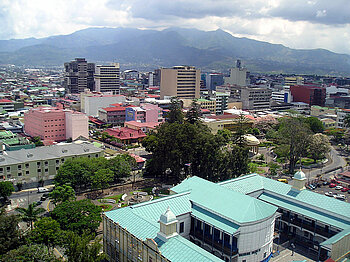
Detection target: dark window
<box><xmin>179</xmin><ymin>222</ymin><xmax>184</xmax><ymax>233</ymax></box>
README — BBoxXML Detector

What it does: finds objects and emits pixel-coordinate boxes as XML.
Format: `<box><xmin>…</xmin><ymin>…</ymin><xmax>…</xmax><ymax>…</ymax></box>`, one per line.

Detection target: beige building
<box><xmin>181</xmin><ymin>98</ymin><xmax>216</xmax><ymax>114</ymax></box>
<box><xmin>95</xmin><ymin>63</ymin><xmax>120</xmax><ymax>95</ymax></box>
<box><xmin>160</xmin><ymin>66</ymin><xmax>200</xmax><ymax>99</ymax></box>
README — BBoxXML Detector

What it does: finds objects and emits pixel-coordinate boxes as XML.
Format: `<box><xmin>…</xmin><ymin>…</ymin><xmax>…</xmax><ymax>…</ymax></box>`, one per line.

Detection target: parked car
<box><xmin>309</xmin><ymin>184</ymin><xmax>316</xmax><ymax>190</ymax></box>
<box><xmin>325</xmin><ymin>192</ymin><xmax>333</xmax><ymax>197</ymax></box>
<box><xmin>35</xmin><ymin>200</ymin><xmax>42</xmax><ymax>206</ymax></box>
<box><xmin>37</xmin><ymin>187</ymin><xmax>49</xmax><ymax>193</ymax></box>
<box><xmin>323</xmin><ymin>181</ymin><xmax>330</xmax><ymax>186</ymax></box>
<box><xmin>341</xmin><ymin>187</ymin><xmax>349</xmax><ymax>192</ymax></box>
<box><xmin>334</xmin><ymin>194</ymin><xmax>346</xmax><ymax>200</ymax></box>
<box><xmin>335</xmin><ymin>185</ymin><xmax>343</xmax><ymax>190</ymax></box>
<box><xmin>329</xmin><ymin>183</ymin><xmax>337</xmax><ymax>188</ymax></box>
<box><xmin>331</xmin><ymin>179</ymin><xmax>340</xmax><ymax>184</ymax></box>
<box><xmin>40</xmin><ymin>196</ymin><xmax>47</xmax><ymax>201</ymax></box>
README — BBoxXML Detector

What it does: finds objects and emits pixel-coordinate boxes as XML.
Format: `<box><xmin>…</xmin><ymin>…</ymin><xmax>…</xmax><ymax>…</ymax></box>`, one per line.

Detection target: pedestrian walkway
<box><xmin>271</xmin><ymin>247</ymin><xmax>314</xmax><ymax>262</ymax></box>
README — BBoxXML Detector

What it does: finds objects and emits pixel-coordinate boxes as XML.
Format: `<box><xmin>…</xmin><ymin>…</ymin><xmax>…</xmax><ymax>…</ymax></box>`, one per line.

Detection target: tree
<box><xmin>91</xmin><ymin>168</ymin><xmax>113</xmax><ymax>192</ymax></box>
<box><xmin>51</xmin><ymin>199</ymin><xmax>102</xmax><ymax>235</ymax></box>
<box><xmin>304</xmin><ymin>116</ymin><xmax>325</xmax><ymax>133</ymax></box>
<box><xmin>185</xmin><ymin>100</ymin><xmax>201</xmax><ymax>124</ymax></box>
<box><xmin>308</xmin><ymin>133</ymin><xmax>331</xmax><ymax>163</ymax></box>
<box><xmin>15</xmin><ymin>203</ymin><xmax>46</xmax><ymax>230</ymax></box>
<box><xmin>28</xmin><ymin>217</ymin><xmax>63</xmax><ymax>251</ymax></box>
<box><xmin>63</xmin><ymin>231</ymin><xmax>105</xmax><ymax>262</ymax></box>
<box><xmin>278</xmin><ymin>117</ymin><xmax>312</xmax><ymax>174</ymax></box>
<box><xmin>1</xmin><ymin>244</ymin><xmax>60</xmax><ymax>262</ymax></box>
<box><xmin>0</xmin><ymin>209</ymin><xmax>22</xmax><ymax>255</ymax></box>
<box><xmin>16</xmin><ymin>182</ymin><xmax>23</xmax><ymax>191</ymax></box>
<box><xmin>344</xmin><ymin>114</ymin><xmax>350</xmax><ymax>128</ymax></box>
<box><xmin>0</xmin><ymin>181</ymin><xmax>15</xmax><ymax>201</ymax></box>
<box><xmin>109</xmin><ymin>154</ymin><xmax>136</xmax><ymax>181</ymax></box>
<box><xmin>233</xmin><ymin>114</ymin><xmax>249</xmax><ymax>147</ymax></box>
<box><xmin>32</xmin><ymin>136</ymin><xmax>44</xmax><ymax>147</ymax></box>
<box><xmin>166</xmin><ymin>98</ymin><xmax>184</xmax><ymax>124</ymax></box>
<box><xmin>49</xmin><ymin>184</ymin><xmax>76</xmax><ymax>206</ymax></box>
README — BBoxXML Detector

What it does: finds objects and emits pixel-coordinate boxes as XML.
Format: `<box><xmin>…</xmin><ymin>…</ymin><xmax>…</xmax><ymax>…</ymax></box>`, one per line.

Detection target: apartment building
<box><xmin>24</xmin><ymin>107</ymin><xmax>88</xmax><ymax>141</ymax></box>
<box><xmin>95</xmin><ymin>63</ymin><xmax>120</xmax><ymax>94</ymax></box>
<box><xmin>240</xmin><ymin>87</ymin><xmax>272</xmax><ymax>111</ymax></box>
<box><xmin>160</xmin><ymin>66</ymin><xmax>200</xmax><ymax>99</ymax></box>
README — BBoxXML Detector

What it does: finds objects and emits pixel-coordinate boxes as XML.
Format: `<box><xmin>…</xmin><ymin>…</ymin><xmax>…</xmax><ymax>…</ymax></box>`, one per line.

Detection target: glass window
<box><xmin>179</xmin><ymin>222</ymin><xmax>184</xmax><ymax>233</ymax></box>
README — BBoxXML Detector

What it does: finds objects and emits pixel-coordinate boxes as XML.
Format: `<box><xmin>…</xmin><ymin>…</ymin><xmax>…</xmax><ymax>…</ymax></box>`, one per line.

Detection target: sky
<box><xmin>1</xmin><ymin>0</ymin><xmax>350</xmax><ymax>54</ymax></box>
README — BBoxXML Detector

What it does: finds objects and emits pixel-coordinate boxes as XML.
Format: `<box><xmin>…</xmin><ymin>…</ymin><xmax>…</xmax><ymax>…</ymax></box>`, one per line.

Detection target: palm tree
<box><xmin>16</xmin><ymin>203</ymin><xmax>46</xmax><ymax>230</ymax></box>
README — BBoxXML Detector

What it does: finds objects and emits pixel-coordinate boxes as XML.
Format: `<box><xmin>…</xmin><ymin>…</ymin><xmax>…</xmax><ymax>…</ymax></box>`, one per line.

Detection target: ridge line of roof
<box><xmin>131</xmin><ymin>191</ymin><xmax>191</xmax><ymax>209</ymax></box>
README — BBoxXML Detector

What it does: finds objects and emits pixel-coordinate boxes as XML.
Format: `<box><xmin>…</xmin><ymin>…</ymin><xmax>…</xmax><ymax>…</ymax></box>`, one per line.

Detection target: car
<box><xmin>331</xmin><ymin>179</ymin><xmax>340</xmax><ymax>184</ymax></box>
<box><xmin>329</xmin><ymin>183</ymin><xmax>337</xmax><ymax>188</ymax></box>
<box><xmin>42</xmin><ymin>193</ymin><xmax>49</xmax><ymax>197</ymax></box>
<box><xmin>35</xmin><ymin>200</ymin><xmax>42</xmax><ymax>206</ymax></box>
<box><xmin>325</xmin><ymin>192</ymin><xmax>333</xmax><ymax>197</ymax></box>
<box><xmin>40</xmin><ymin>196</ymin><xmax>47</xmax><ymax>201</ymax></box>
<box><xmin>323</xmin><ymin>181</ymin><xmax>330</xmax><ymax>186</ymax></box>
<box><xmin>334</xmin><ymin>194</ymin><xmax>346</xmax><ymax>200</ymax></box>
<box><xmin>309</xmin><ymin>184</ymin><xmax>316</xmax><ymax>190</ymax></box>
<box><xmin>335</xmin><ymin>185</ymin><xmax>343</xmax><ymax>190</ymax></box>
<box><xmin>341</xmin><ymin>187</ymin><xmax>349</xmax><ymax>192</ymax></box>
<box><xmin>37</xmin><ymin>187</ymin><xmax>49</xmax><ymax>193</ymax></box>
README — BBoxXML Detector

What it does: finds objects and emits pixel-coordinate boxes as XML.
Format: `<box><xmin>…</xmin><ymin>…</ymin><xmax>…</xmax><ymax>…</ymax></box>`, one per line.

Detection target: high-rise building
<box><xmin>160</xmin><ymin>66</ymin><xmax>200</xmax><ymax>99</ymax></box>
<box><xmin>64</xmin><ymin>58</ymin><xmax>95</xmax><ymax>94</ymax></box>
<box><xmin>206</xmin><ymin>73</ymin><xmax>224</xmax><ymax>91</ymax></box>
<box><xmin>94</xmin><ymin>63</ymin><xmax>120</xmax><ymax>94</ymax></box>
<box><xmin>240</xmin><ymin>87</ymin><xmax>272</xmax><ymax>111</ymax></box>
<box><xmin>224</xmin><ymin>61</ymin><xmax>248</xmax><ymax>87</ymax></box>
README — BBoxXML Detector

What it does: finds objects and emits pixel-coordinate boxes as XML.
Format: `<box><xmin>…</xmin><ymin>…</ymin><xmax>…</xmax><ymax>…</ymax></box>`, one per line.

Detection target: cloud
<box><xmin>0</xmin><ymin>0</ymin><xmax>350</xmax><ymax>55</ymax></box>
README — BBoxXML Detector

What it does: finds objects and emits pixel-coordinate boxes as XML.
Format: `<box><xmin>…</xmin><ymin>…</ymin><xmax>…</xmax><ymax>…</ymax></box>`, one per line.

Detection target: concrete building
<box><xmin>271</xmin><ymin>89</ymin><xmax>292</xmax><ymax>103</ymax></box>
<box><xmin>206</xmin><ymin>73</ymin><xmax>224</xmax><ymax>91</ymax></box>
<box><xmin>104</xmin><ymin>172</ymin><xmax>350</xmax><ymax>262</ymax></box>
<box><xmin>98</xmin><ymin>104</ymin><xmax>131</xmax><ymax>126</ymax></box>
<box><xmin>160</xmin><ymin>66</ymin><xmax>200</xmax><ymax>99</ymax></box>
<box><xmin>64</xmin><ymin>58</ymin><xmax>95</xmax><ymax>93</ymax></box>
<box><xmin>80</xmin><ymin>91</ymin><xmax>126</xmax><ymax>117</ymax></box>
<box><xmin>224</xmin><ymin>61</ymin><xmax>248</xmax><ymax>87</ymax></box>
<box><xmin>0</xmin><ymin>99</ymin><xmax>15</xmax><ymax>112</ymax></box>
<box><xmin>240</xmin><ymin>87</ymin><xmax>272</xmax><ymax>111</ymax></box>
<box><xmin>336</xmin><ymin>109</ymin><xmax>350</xmax><ymax>128</ymax></box>
<box><xmin>0</xmin><ymin>143</ymin><xmax>103</xmax><ymax>188</ymax></box>
<box><xmin>290</xmin><ymin>85</ymin><xmax>326</xmax><ymax>107</ymax></box>
<box><xmin>24</xmin><ymin>107</ymin><xmax>88</xmax><ymax>142</ymax></box>
<box><xmin>284</xmin><ymin>76</ymin><xmax>304</xmax><ymax>86</ymax></box>
<box><xmin>182</xmin><ymin>99</ymin><xmax>216</xmax><ymax>114</ymax></box>
<box><xmin>215</xmin><ymin>92</ymin><xmax>230</xmax><ymax>115</ymax></box>
<box><xmin>94</xmin><ymin>63</ymin><xmax>120</xmax><ymax>94</ymax></box>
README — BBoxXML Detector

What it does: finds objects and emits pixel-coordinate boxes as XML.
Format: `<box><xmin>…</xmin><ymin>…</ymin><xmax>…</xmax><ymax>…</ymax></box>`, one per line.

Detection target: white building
<box><xmin>94</xmin><ymin>63</ymin><xmax>120</xmax><ymax>94</ymax></box>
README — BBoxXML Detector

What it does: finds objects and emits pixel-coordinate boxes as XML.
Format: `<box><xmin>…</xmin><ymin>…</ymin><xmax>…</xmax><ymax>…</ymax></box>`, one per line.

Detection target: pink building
<box><xmin>124</xmin><ymin>121</ymin><xmax>161</xmax><ymax>133</ymax></box>
<box><xmin>24</xmin><ymin>107</ymin><xmax>88</xmax><ymax>142</ymax></box>
<box><xmin>141</xmin><ymin>103</ymin><xmax>163</xmax><ymax>122</ymax></box>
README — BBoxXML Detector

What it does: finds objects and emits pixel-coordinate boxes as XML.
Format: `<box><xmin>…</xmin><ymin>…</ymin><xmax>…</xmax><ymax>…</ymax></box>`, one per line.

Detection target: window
<box><xmin>25</xmin><ymin>163</ymin><xmax>29</xmax><ymax>168</ymax></box>
<box><xmin>18</xmin><ymin>172</ymin><xmax>22</xmax><ymax>177</ymax></box>
<box><xmin>264</xmin><ymin>252</ymin><xmax>267</xmax><ymax>258</ymax></box>
<box><xmin>179</xmin><ymin>222</ymin><xmax>184</xmax><ymax>233</ymax></box>
<box><xmin>44</xmin><ymin>161</ymin><xmax>48</xmax><ymax>166</ymax></box>
<box><xmin>37</xmin><ymin>169</ymin><xmax>41</xmax><ymax>173</ymax></box>
<box><xmin>0</xmin><ymin>168</ymin><xmax>3</xmax><ymax>173</ymax></box>
<box><xmin>18</xmin><ymin>165</ymin><xmax>22</xmax><ymax>170</ymax></box>
<box><xmin>26</xmin><ymin>171</ymin><xmax>29</xmax><ymax>175</ymax></box>
<box><xmin>6</xmin><ymin>167</ymin><xmax>10</xmax><ymax>172</ymax></box>
<box><xmin>149</xmin><ymin>257</ymin><xmax>153</xmax><ymax>262</ymax></box>
<box><xmin>45</xmin><ymin>168</ymin><xmax>48</xmax><ymax>173</ymax></box>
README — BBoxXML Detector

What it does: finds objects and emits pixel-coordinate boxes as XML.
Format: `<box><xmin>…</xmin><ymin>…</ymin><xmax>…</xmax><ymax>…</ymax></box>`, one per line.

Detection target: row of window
<box><xmin>44</xmin><ymin>119</ymin><xmax>64</xmax><ymax>122</ymax></box>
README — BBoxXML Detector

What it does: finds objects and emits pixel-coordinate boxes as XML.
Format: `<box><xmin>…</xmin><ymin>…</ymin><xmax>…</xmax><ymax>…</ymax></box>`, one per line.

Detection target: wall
<box><xmin>331</xmin><ymin>232</ymin><xmax>350</xmax><ymax>261</ymax></box>
<box><xmin>84</xmin><ymin>96</ymin><xmax>126</xmax><ymax>116</ymax></box>
<box><xmin>65</xmin><ymin>110</ymin><xmax>89</xmax><ymax>140</ymax></box>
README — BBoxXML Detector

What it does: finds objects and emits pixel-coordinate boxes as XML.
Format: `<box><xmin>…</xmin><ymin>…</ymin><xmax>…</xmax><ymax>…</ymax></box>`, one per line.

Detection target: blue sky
<box><xmin>1</xmin><ymin>0</ymin><xmax>350</xmax><ymax>54</ymax></box>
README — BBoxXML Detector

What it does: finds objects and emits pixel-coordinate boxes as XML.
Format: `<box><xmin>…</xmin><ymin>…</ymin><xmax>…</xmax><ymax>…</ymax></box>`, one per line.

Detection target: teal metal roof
<box><xmin>155</xmin><ymin>236</ymin><xmax>223</xmax><ymax>262</ymax></box>
<box><xmin>191</xmin><ymin>204</ymin><xmax>239</xmax><ymax>234</ymax></box>
<box><xmin>220</xmin><ymin>174</ymin><xmax>350</xmax><ymax>222</ymax></box>
<box><xmin>131</xmin><ymin>192</ymin><xmax>191</xmax><ymax>223</ymax></box>
<box><xmin>184</xmin><ymin>176</ymin><xmax>277</xmax><ymax>224</ymax></box>
<box><xmin>105</xmin><ymin>207</ymin><xmax>224</xmax><ymax>262</ymax></box>
<box><xmin>320</xmin><ymin>227</ymin><xmax>350</xmax><ymax>246</ymax></box>
<box><xmin>259</xmin><ymin>193</ymin><xmax>350</xmax><ymax>230</ymax></box>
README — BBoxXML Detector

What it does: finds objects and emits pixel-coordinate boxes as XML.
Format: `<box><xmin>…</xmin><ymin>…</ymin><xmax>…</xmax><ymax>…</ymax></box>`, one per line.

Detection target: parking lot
<box><xmin>309</xmin><ymin>181</ymin><xmax>350</xmax><ymax>203</ymax></box>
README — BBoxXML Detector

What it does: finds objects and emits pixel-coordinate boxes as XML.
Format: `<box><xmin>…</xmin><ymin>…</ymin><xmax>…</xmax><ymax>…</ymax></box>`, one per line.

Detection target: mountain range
<box><xmin>0</xmin><ymin>27</ymin><xmax>350</xmax><ymax>75</ymax></box>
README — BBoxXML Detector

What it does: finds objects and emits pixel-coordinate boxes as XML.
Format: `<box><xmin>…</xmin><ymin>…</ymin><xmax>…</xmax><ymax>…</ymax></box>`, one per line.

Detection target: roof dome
<box><xmin>159</xmin><ymin>207</ymin><xmax>177</xmax><ymax>224</ymax></box>
<box><xmin>293</xmin><ymin>170</ymin><xmax>306</xmax><ymax>180</ymax></box>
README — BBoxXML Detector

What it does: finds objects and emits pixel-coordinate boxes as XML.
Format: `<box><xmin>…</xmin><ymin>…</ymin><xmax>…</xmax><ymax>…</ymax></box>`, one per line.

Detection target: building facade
<box><xmin>95</xmin><ymin>63</ymin><xmax>121</xmax><ymax>94</ymax></box>
<box><xmin>290</xmin><ymin>85</ymin><xmax>326</xmax><ymax>106</ymax></box>
<box><xmin>240</xmin><ymin>87</ymin><xmax>272</xmax><ymax>111</ymax></box>
<box><xmin>64</xmin><ymin>58</ymin><xmax>95</xmax><ymax>93</ymax></box>
<box><xmin>0</xmin><ymin>143</ymin><xmax>103</xmax><ymax>188</ymax></box>
<box><xmin>24</xmin><ymin>107</ymin><xmax>88</xmax><ymax>142</ymax></box>
<box><xmin>160</xmin><ymin>66</ymin><xmax>200</xmax><ymax>99</ymax></box>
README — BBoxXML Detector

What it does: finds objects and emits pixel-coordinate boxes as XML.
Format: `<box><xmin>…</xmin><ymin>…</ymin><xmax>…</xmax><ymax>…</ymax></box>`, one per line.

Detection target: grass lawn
<box><xmin>99</xmin><ymin>204</ymin><xmax>113</xmax><ymax>211</ymax></box>
<box><xmin>104</xmin><ymin>194</ymin><xmax>123</xmax><ymax>202</ymax></box>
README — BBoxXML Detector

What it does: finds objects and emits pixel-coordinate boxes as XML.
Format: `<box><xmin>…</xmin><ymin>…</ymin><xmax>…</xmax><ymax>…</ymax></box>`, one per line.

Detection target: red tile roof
<box><xmin>105</xmin><ymin>127</ymin><xmax>146</xmax><ymax>140</ymax></box>
<box><xmin>0</xmin><ymin>99</ymin><xmax>13</xmax><ymax>103</ymax></box>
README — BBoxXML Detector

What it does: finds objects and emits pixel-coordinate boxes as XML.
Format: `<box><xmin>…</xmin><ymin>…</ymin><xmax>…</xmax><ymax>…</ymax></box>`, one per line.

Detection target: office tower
<box><xmin>64</xmin><ymin>58</ymin><xmax>95</xmax><ymax>94</ymax></box>
<box><xmin>160</xmin><ymin>66</ymin><xmax>200</xmax><ymax>99</ymax></box>
<box><xmin>94</xmin><ymin>63</ymin><xmax>120</xmax><ymax>94</ymax></box>
<box><xmin>224</xmin><ymin>60</ymin><xmax>248</xmax><ymax>87</ymax></box>
<box><xmin>206</xmin><ymin>73</ymin><xmax>224</xmax><ymax>91</ymax></box>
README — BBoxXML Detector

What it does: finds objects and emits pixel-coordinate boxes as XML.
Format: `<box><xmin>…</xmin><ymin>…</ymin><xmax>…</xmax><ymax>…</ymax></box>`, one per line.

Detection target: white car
<box><xmin>334</xmin><ymin>194</ymin><xmax>346</xmax><ymax>200</ymax></box>
<box><xmin>324</xmin><ymin>192</ymin><xmax>333</xmax><ymax>197</ymax></box>
<box><xmin>335</xmin><ymin>185</ymin><xmax>343</xmax><ymax>190</ymax></box>
<box><xmin>37</xmin><ymin>187</ymin><xmax>49</xmax><ymax>193</ymax></box>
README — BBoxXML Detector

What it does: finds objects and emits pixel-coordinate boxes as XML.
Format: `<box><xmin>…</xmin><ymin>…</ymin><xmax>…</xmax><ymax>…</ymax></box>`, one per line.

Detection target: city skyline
<box><xmin>0</xmin><ymin>0</ymin><xmax>350</xmax><ymax>55</ymax></box>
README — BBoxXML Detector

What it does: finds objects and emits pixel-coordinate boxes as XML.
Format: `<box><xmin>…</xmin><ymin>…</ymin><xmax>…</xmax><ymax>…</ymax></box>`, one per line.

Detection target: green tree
<box><xmin>91</xmin><ymin>168</ymin><xmax>113</xmax><ymax>192</ymax></box>
<box><xmin>185</xmin><ymin>99</ymin><xmax>201</xmax><ymax>124</ymax></box>
<box><xmin>233</xmin><ymin>114</ymin><xmax>249</xmax><ymax>147</ymax></box>
<box><xmin>1</xmin><ymin>244</ymin><xmax>60</xmax><ymax>262</ymax></box>
<box><xmin>0</xmin><ymin>209</ymin><xmax>22</xmax><ymax>255</ymax></box>
<box><xmin>308</xmin><ymin>133</ymin><xmax>331</xmax><ymax>163</ymax></box>
<box><xmin>62</xmin><ymin>231</ymin><xmax>105</xmax><ymax>262</ymax></box>
<box><xmin>109</xmin><ymin>154</ymin><xmax>136</xmax><ymax>181</ymax></box>
<box><xmin>167</xmin><ymin>98</ymin><xmax>184</xmax><ymax>124</ymax></box>
<box><xmin>344</xmin><ymin>114</ymin><xmax>350</xmax><ymax>128</ymax></box>
<box><xmin>32</xmin><ymin>136</ymin><xmax>44</xmax><ymax>147</ymax></box>
<box><xmin>0</xmin><ymin>181</ymin><xmax>15</xmax><ymax>201</ymax></box>
<box><xmin>278</xmin><ymin>117</ymin><xmax>312</xmax><ymax>174</ymax></box>
<box><xmin>304</xmin><ymin>116</ymin><xmax>325</xmax><ymax>133</ymax></box>
<box><xmin>49</xmin><ymin>184</ymin><xmax>76</xmax><ymax>206</ymax></box>
<box><xmin>51</xmin><ymin>200</ymin><xmax>102</xmax><ymax>235</ymax></box>
<box><xmin>28</xmin><ymin>217</ymin><xmax>63</xmax><ymax>251</ymax></box>
<box><xmin>15</xmin><ymin>203</ymin><xmax>46</xmax><ymax>230</ymax></box>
